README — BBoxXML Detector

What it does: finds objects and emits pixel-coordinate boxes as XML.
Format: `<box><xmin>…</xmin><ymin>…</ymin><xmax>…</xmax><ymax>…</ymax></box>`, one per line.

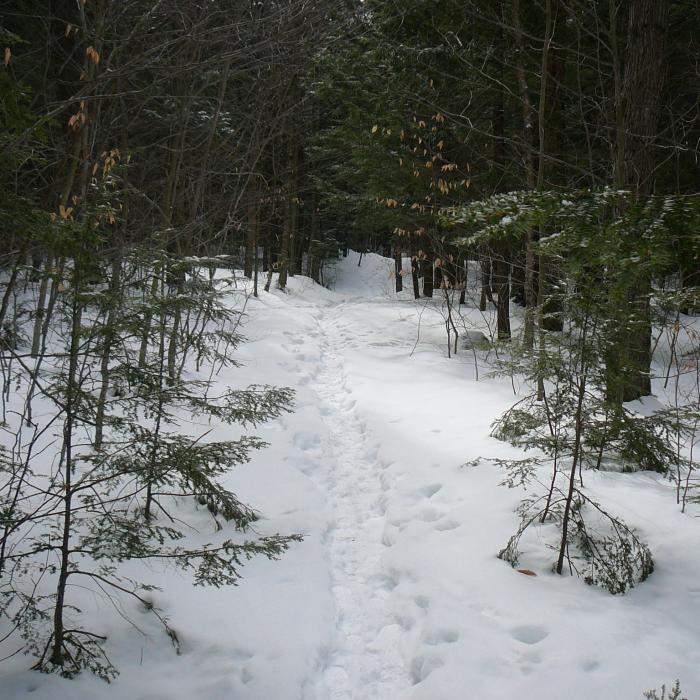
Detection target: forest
<box><xmin>1</xmin><ymin>1</ymin><xmax>699</xmax><ymax>699</ymax></box>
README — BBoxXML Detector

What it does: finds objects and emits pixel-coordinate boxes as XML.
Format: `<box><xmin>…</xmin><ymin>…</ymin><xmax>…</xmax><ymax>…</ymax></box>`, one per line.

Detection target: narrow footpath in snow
<box><xmin>311</xmin><ymin>302</ymin><xmax>409</xmax><ymax>700</ymax></box>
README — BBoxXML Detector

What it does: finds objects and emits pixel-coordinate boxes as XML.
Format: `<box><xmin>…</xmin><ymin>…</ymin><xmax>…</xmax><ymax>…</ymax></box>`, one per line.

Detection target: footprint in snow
<box><xmin>381</xmin><ymin>526</ymin><xmax>398</xmax><ymax>547</ymax></box>
<box><xmin>423</xmin><ymin>628</ymin><xmax>460</xmax><ymax>645</ymax></box>
<box><xmin>395</xmin><ymin>613</ymin><xmax>415</xmax><ymax>631</ymax></box>
<box><xmin>374</xmin><ymin>494</ymin><xmax>388</xmax><ymax>515</ymax></box>
<box><xmin>418</xmin><ymin>507</ymin><xmax>444</xmax><ymax>523</ymax></box>
<box><xmin>293</xmin><ymin>432</ymin><xmax>322</xmax><ymax>452</ymax></box>
<box><xmin>434</xmin><ymin>518</ymin><xmax>460</xmax><ymax>532</ymax></box>
<box><xmin>511</xmin><ymin>625</ymin><xmax>549</xmax><ymax>645</ymax></box>
<box><xmin>414</xmin><ymin>595</ymin><xmax>430</xmax><ymax>611</ymax></box>
<box><xmin>363</xmin><ymin>446</ymin><xmax>377</xmax><ymax>461</ymax></box>
<box><xmin>410</xmin><ymin>654</ymin><xmax>445</xmax><ymax>684</ymax></box>
<box><xmin>416</xmin><ymin>483</ymin><xmax>442</xmax><ymax>499</ymax></box>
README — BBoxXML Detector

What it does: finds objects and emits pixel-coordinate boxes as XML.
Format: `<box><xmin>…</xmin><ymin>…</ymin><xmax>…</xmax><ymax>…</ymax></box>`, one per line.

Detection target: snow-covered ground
<box><xmin>2</xmin><ymin>251</ymin><xmax>699</xmax><ymax>699</ymax></box>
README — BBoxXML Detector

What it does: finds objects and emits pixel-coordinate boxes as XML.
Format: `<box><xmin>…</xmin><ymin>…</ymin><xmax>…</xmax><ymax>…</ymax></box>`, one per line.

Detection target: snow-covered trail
<box><xmin>3</xmin><ymin>252</ymin><xmax>699</xmax><ymax>700</ymax></box>
<box><xmin>310</xmin><ymin>302</ymin><xmax>409</xmax><ymax>700</ymax></box>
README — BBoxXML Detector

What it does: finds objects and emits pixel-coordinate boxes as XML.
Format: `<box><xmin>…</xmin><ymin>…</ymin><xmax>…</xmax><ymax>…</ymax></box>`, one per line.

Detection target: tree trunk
<box><xmin>94</xmin><ymin>252</ymin><xmax>121</xmax><ymax>449</ymax></box>
<box><xmin>139</xmin><ymin>269</ymin><xmax>159</xmax><ymax>369</ymax></box>
<box><xmin>492</xmin><ymin>6</ymin><xmax>511</xmax><ymax>341</ymax></box>
<box><xmin>253</xmin><ymin>207</ymin><xmax>260</xmax><ymax>297</ymax></box>
<box><xmin>394</xmin><ymin>247</ymin><xmax>403</xmax><ymax>293</ymax></box>
<box><xmin>492</xmin><ymin>255</ymin><xmax>511</xmax><ymax>340</ymax></box>
<box><xmin>609</xmin><ymin>0</ymin><xmax>670</xmax><ymax>402</ymax></box>
<box><xmin>244</xmin><ymin>185</ymin><xmax>258</xmax><ymax>279</ymax></box>
<box><xmin>49</xmin><ymin>267</ymin><xmax>84</xmax><ymax>667</ymax></box>
<box><xmin>511</xmin><ymin>0</ymin><xmax>537</xmax><ymax>348</ymax></box>
<box><xmin>0</xmin><ymin>253</ymin><xmax>21</xmax><ymax>331</ymax></box>
<box><xmin>422</xmin><ymin>254</ymin><xmax>434</xmax><ymax>297</ymax></box>
<box><xmin>31</xmin><ymin>254</ymin><xmax>52</xmax><ymax>358</ymax></box>
<box><xmin>411</xmin><ymin>254</ymin><xmax>420</xmax><ymax>299</ymax></box>
<box><xmin>278</xmin><ymin>133</ymin><xmax>298</xmax><ymax>289</ymax></box>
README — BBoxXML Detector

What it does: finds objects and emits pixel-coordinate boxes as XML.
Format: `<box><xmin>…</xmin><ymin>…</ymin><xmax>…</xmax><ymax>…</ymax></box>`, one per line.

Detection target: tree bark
<box><xmin>493</xmin><ymin>254</ymin><xmax>511</xmax><ymax>340</ymax></box>
<box><xmin>411</xmin><ymin>254</ymin><xmax>420</xmax><ymax>299</ymax></box>
<box><xmin>610</xmin><ymin>0</ymin><xmax>670</xmax><ymax>402</ymax></box>
<box><xmin>245</xmin><ymin>184</ymin><xmax>258</xmax><ymax>279</ymax></box>
<box><xmin>49</xmin><ymin>266</ymin><xmax>84</xmax><ymax>667</ymax></box>
<box><xmin>394</xmin><ymin>246</ymin><xmax>403</xmax><ymax>293</ymax></box>
<box><xmin>511</xmin><ymin>0</ymin><xmax>537</xmax><ymax>348</ymax></box>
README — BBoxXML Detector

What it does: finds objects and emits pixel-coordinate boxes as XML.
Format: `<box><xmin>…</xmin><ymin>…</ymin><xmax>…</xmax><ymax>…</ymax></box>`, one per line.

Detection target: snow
<box><xmin>2</xmin><ymin>250</ymin><xmax>699</xmax><ymax>699</ymax></box>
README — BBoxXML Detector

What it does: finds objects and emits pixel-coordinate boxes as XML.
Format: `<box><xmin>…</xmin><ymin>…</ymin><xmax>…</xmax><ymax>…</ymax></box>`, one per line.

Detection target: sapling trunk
<box><xmin>442</xmin><ymin>286</ymin><xmax>459</xmax><ymax>357</ymax></box>
<box><xmin>253</xmin><ymin>220</ymin><xmax>259</xmax><ymax>297</ymax></box>
<box><xmin>166</xmin><ymin>273</ymin><xmax>183</xmax><ymax>386</ymax></box>
<box><xmin>556</xmin><ymin>319</ymin><xmax>590</xmax><ymax>575</ymax></box>
<box><xmin>49</xmin><ymin>269</ymin><xmax>84</xmax><ymax>667</ymax></box>
<box><xmin>540</xmin><ymin>390</ymin><xmax>559</xmax><ymax>523</ymax></box>
<box><xmin>139</xmin><ymin>268</ymin><xmax>160</xmax><ymax>369</ymax></box>
<box><xmin>25</xmin><ymin>258</ymin><xmax>64</xmax><ymax>427</ymax></box>
<box><xmin>264</xmin><ymin>264</ymin><xmax>272</xmax><ymax>292</ymax></box>
<box><xmin>0</xmin><ymin>255</ymin><xmax>21</xmax><ymax>331</ymax></box>
<box><xmin>39</xmin><ymin>258</ymin><xmax>64</xmax><ymax>352</ymax></box>
<box><xmin>245</xmin><ymin>186</ymin><xmax>257</xmax><ymax>279</ymax></box>
<box><xmin>94</xmin><ymin>253</ymin><xmax>121</xmax><ymax>449</ymax></box>
<box><xmin>145</xmin><ymin>289</ymin><xmax>168</xmax><ymax>521</ymax></box>
<box><xmin>31</xmin><ymin>255</ymin><xmax>52</xmax><ymax>358</ymax></box>
<box><xmin>536</xmin><ymin>253</ymin><xmax>547</xmax><ymax>401</ymax></box>
<box><xmin>681</xmin><ymin>421</ymin><xmax>696</xmax><ymax>513</ymax></box>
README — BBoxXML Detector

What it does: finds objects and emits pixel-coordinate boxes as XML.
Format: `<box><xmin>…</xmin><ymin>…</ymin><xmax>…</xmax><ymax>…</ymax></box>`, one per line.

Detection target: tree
<box><xmin>448</xmin><ymin>187</ymin><xmax>700</xmax><ymax>591</ymax></box>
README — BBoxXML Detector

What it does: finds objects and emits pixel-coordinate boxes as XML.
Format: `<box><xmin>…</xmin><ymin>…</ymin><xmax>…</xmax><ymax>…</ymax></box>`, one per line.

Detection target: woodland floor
<box><xmin>2</xmin><ymin>251</ymin><xmax>700</xmax><ymax>700</ymax></box>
